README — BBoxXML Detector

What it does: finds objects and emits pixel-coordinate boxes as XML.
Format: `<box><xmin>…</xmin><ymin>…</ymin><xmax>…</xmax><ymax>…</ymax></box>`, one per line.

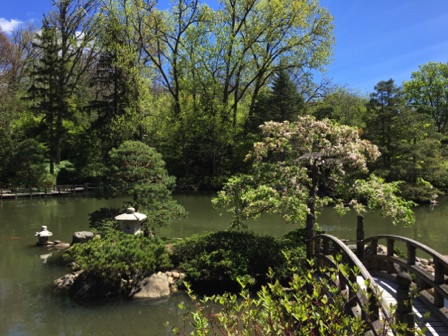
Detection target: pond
<box><xmin>0</xmin><ymin>193</ymin><xmax>446</xmax><ymax>335</ymax></box>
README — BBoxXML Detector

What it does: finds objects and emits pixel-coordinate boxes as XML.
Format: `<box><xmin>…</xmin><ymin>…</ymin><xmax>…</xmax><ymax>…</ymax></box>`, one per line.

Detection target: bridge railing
<box><xmin>361</xmin><ymin>234</ymin><xmax>448</xmax><ymax>313</ymax></box>
<box><xmin>309</xmin><ymin>233</ymin><xmax>391</xmax><ymax>334</ymax></box>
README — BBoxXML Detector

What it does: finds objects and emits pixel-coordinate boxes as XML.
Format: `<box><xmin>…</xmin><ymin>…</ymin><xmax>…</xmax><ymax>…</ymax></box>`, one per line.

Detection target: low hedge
<box><xmin>171</xmin><ymin>229</ymin><xmax>313</xmax><ymax>291</ymax></box>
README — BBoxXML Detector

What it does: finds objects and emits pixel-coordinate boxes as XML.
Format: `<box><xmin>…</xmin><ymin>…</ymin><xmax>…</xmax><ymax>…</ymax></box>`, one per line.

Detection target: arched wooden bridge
<box><xmin>306</xmin><ymin>215</ymin><xmax>448</xmax><ymax>335</ymax></box>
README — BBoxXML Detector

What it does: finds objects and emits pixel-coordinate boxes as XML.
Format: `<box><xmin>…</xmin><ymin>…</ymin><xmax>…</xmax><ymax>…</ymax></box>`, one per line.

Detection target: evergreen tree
<box><xmin>365</xmin><ymin>79</ymin><xmax>446</xmax><ymax>201</ymax></box>
<box><xmin>269</xmin><ymin>68</ymin><xmax>305</xmax><ymax>122</ymax></box>
<box><xmin>26</xmin><ymin>0</ymin><xmax>98</xmax><ymax>174</ymax></box>
<box><xmin>87</xmin><ymin>1</ymin><xmax>146</xmax><ymax>160</ymax></box>
<box><xmin>364</xmin><ymin>79</ymin><xmax>403</xmax><ymax>175</ymax></box>
<box><xmin>105</xmin><ymin>141</ymin><xmax>187</xmax><ymax>229</ymax></box>
<box><xmin>27</xmin><ymin>22</ymin><xmax>60</xmax><ymax>174</ymax></box>
<box><xmin>248</xmin><ymin>68</ymin><xmax>304</xmax><ymax>132</ymax></box>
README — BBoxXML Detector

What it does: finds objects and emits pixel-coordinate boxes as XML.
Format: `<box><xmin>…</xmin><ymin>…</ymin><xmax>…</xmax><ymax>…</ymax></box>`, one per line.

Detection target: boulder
<box><xmin>53</xmin><ymin>272</ymin><xmax>81</xmax><ymax>291</ymax></box>
<box><xmin>133</xmin><ymin>273</ymin><xmax>170</xmax><ymax>299</ymax></box>
<box><xmin>71</xmin><ymin>231</ymin><xmax>95</xmax><ymax>245</ymax></box>
<box><xmin>54</xmin><ymin>242</ymin><xmax>71</xmax><ymax>250</ymax></box>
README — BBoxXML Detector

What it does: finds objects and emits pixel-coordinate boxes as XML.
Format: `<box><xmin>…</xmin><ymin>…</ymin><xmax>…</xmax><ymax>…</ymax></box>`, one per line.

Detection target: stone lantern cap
<box><xmin>114</xmin><ymin>207</ymin><xmax>147</xmax><ymax>222</ymax></box>
<box><xmin>35</xmin><ymin>225</ymin><xmax>53</xmax><ymax>237</ymax></box>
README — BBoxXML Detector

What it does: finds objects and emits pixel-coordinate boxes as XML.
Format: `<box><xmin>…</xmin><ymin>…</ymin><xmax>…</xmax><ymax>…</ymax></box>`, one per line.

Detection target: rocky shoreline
<box><xmin>52</xmin><ymin>269</ymin><xmax>186</xmax><ymax>300</ymax></box>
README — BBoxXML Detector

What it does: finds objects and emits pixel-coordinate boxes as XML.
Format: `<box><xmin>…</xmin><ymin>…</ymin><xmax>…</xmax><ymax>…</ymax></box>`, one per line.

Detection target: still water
<box><xmin>0</xmin><ymin>193</ymin><xmax>447</xmax><ymax>335</ymax></box>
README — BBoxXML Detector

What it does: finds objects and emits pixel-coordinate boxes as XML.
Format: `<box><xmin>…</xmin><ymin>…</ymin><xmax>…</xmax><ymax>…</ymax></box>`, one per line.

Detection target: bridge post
<box><xmin>407</xmin><ymin>243</ymin><xmax>416</xmax><ymax>266</ymax></box>
<box><xmin>306</xmin><ymin>213</ymin><xmax>315</xmax><ymax>259</ymax></box>
<box><xmin>434</xmin><ymin>258</ymin><xmax>445</xmax><ymax>308</ymax></box>
<box><xmin>387</xmin><ymin>239</ymin><xmax>395</xmax><ymax>274</ymax></box>
<box><xmin>396</xmin><ymin>272</ymin><xmax>415</xmax><ymax>335</ymax></box>
<box><xmin>356</xmin><ymin>215</ymin><xmax>364</xmax><ymax>260</ymax></box>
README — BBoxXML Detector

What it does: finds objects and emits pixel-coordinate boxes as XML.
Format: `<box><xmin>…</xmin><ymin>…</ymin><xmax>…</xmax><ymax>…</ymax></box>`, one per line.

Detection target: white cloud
<box><xmin>0</xmin><ymin>18</ymin><xmax>24</xmax><ymax>33</ymax></box>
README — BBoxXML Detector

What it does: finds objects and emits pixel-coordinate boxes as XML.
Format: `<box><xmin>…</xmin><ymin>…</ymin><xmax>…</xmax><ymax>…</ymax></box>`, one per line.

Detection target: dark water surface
<box><xmin>0</xmin><ymin>194</ymin><xmax>446</xmax><ymax>335</ymax></box>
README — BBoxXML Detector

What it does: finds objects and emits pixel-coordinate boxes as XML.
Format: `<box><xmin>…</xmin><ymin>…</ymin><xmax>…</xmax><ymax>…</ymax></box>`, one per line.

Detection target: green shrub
<box><xmin>64</xmin><ymin>231</ymin><xmax>172</xmax><ymax>292</ymax></box>
<box><xmin>170</xmin><ymin>262</ymin><xmax>422</xmax><ymax>335</ymax></box>
<box><xmin>88</xmin><ymin>207</ymin><xmax>122</xmax><ymax>234</ymax></box>
<box><xmin>171</xmin><ymin>265</ymin><xmax>369</xmax><ymax>335</ymax></box>
<box><xmin>277</xmin><ymin>228</ymin><xmax>325</xmax><ymax>277</ymax></box>
<box><xmin>171</xmin><ymin>231</ymin><xmax>286</xmax><ymax>290</ymax></box>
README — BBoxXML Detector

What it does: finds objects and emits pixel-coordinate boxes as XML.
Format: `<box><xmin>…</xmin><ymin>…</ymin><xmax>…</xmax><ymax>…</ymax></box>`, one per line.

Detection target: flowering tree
<box><xmin>214</xmin><ymin>116</ymin><xmax>415</xmax><ymax>229</ymax></box>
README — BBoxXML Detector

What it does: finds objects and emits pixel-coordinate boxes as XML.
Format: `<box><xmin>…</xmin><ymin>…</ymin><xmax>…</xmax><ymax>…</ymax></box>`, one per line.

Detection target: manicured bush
<box><xmin>64</xmin><ymin>231</ymin><xmax>172</xmax><ymax>293</ymax></box>
<box><xmin>171</xmin><ymin>231</ymin><xmax>287</xmax><ymax>291</ymax></box>
<box><xmin>88</xmin><ymin>207</ymin><xmax>122</xmax><ymax>234</ymax></box>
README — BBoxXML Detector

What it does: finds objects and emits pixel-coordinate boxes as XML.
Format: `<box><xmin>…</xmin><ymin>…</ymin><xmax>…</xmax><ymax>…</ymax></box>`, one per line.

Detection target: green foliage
<box><xmin>215</xmin><ymin>116</ymin><xmax>414</xmax><ymax>229</ymax></box>
<box><xmin>171</xmin><ymin>260</ymin><xmax>425</xmax><ymax>335</ymax></box>
<box><xmin>26</xmin><ymin>1</ymin><xmax>98</xmax><ymax>174</ymax></box>
<box><xmin>88</xmin><ymin>2</ymin><xmax>144</xmax><ymax>159</ymax></box>
<box><xmin>64</xmin><ymin>231</ymin><xmax>172</xmax><ymax>291</ymax></box>
<box><xmin>404</xmin><ymin>61</ymin><xmax>448</xmax><ymax>133</ymax></box>
<box><xmin>312</xmin><ymin>86</ymin><xmax>368</xmax><ymax>128</ymax></box>
<box><xmin>364</xmin><ymin>79</ymin><xmax>447</xmax><ymax>197</ymax></box>
<box><xmin>104</xmin><ymin>140</ymin><xmax>187</xmax><ymax>228</ymax></box>
<box><xmin>88</xmin><ymin>207</ymin><xmax>122</xmax><ymax>235</ymax></box>
<box><xmin>400</xmin><ymin>178</ymin><xmax>443</xmax><ymax>204</ymax></box>
<box><xmin>54</xmin><ymin>160</ymin><xmax>76</xmax><ymax>184</ymax></box>
<box><xmin>280</xmin><ymin>227</ymin><xmax>324</xmax><ymax>272</ymax></box>
<box><xmin>140</xmin><ymin>0</ymin><xmax>334</xmax><ymax>184</ymax></box>
<box><xmin>248</xmin><ymin>68</ymin><xmax>304</xmax><ymax>132</ymax></box>
<box><xmin>6</xmin><ymin>138</ymin><xmax>47</xmax><ymax>189</ymax></box>
<box><xmin>350</xmin><ymin>175</ymin><xmax>415</xmax><ymax>227</ymax></box>
<box><xmin>171</xmin><ymin>264</ymin><xmax>369</xmax><ymax>335</ymax></box>
<box><xmin>171</xmin><ymin>231</ymin><xmax>287</xmax><ymax>288</ymax></box>
<box><xmin>170</xmin><ymin>229</ymin><xmax>324</xmax><ymax>290</ymax></box>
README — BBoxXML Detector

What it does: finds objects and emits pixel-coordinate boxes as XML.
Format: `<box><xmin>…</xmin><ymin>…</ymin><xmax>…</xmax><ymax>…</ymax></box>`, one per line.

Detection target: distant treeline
<box><xmin>1</xmin><ymin>0</ymin><xmax>447</xmax><ymax>202</ymax></box>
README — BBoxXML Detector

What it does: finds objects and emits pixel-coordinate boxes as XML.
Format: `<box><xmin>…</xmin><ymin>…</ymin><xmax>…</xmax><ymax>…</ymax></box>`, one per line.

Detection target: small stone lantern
<box><xmin>115</xmin><ymin>207</ymin><xmax>147</xmax><ymax>235</ymax></box>
<box><xmin>35</xmin><ymin>225</ymin><xmax>53</xmax><ymax>245</ymax></box>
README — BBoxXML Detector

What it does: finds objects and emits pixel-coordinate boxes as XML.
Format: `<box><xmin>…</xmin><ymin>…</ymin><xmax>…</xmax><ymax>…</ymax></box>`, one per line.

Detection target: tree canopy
<box><xmin>404</xmin><ymin>62</ymin><xmax>448</xmax><ymax>133</ymax></box>
<box><xmin>0</xmin><ymin>0</ymin><xmax>447</xmax><ymax>208</ymax></box>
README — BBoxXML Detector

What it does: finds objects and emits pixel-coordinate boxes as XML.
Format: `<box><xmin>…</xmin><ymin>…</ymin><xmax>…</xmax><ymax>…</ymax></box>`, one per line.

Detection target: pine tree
<box><xmin>248</xmin><ymin>68</ymin><xmax>304</xmax><ymax>132</ymax></box>
<box><xmin>26</xmin><ymin>0</ymin><xmax>98</xmax><ymax>174</ymax></box>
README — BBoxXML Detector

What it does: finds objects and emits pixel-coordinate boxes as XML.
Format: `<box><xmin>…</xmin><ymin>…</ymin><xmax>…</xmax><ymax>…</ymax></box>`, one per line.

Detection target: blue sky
<box><xmin>1</xmin><ymin>0</ymin><xmax>448</xmax><ymax>94</ymax></box>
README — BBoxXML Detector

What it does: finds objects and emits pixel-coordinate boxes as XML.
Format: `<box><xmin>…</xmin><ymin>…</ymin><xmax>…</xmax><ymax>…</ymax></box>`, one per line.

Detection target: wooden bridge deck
<box><xmin>362</xmin><ymin>275</ymin><xmax>448</xmax><ymax>335</ymax></box>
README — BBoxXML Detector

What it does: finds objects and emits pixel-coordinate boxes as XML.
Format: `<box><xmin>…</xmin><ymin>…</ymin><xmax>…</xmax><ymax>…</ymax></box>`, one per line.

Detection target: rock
<box><xmin>377</xmin><ymin>245</ymin><xmax>386</xmax><ymax>255</ymax></box>
<box><xmin>133</xmin><ymin>273</ymin><xmax>170</xmax><ymax>299</ymax></box>
<box><xmin>165</xmin><ymin>244</ymin><xmax>174</xmax><ymax>253</ymax></box>
<box><xmin>365</xmin><ymin>244</ymin><xmax>387</xmax><ymax>256</ymax></box>
<box><xmin>53</xmin><ymin>273</ymin><xmax>80</xmax><ymax>291</ymax></box>
<box><xmin>54</xmin><ymin>242</ymin><xmax>71</xmax><ymax>250</ymax></box>
<box><xmin>71</xmin><ymin>231</ymin><xmax>95</xmax><ymax>245</ymax></box>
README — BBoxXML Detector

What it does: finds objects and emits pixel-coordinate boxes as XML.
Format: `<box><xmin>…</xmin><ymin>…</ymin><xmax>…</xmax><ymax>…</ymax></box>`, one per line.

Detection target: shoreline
<box><xmin>0</xmin><ymin>185</ymin><xmax>96</xmax><ymax>199</ymax></box>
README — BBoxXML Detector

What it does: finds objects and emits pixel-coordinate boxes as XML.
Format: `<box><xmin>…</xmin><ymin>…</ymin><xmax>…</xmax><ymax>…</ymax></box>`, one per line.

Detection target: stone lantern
<box><xmin>35</xmin><ymin>225</ymin><xmax>53</xmax><ymax>245</ymax></box>
<box><xmin>115</xmin><ymin>207</ymin><xmax>147</xmax><ymax>235</ymax></box>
